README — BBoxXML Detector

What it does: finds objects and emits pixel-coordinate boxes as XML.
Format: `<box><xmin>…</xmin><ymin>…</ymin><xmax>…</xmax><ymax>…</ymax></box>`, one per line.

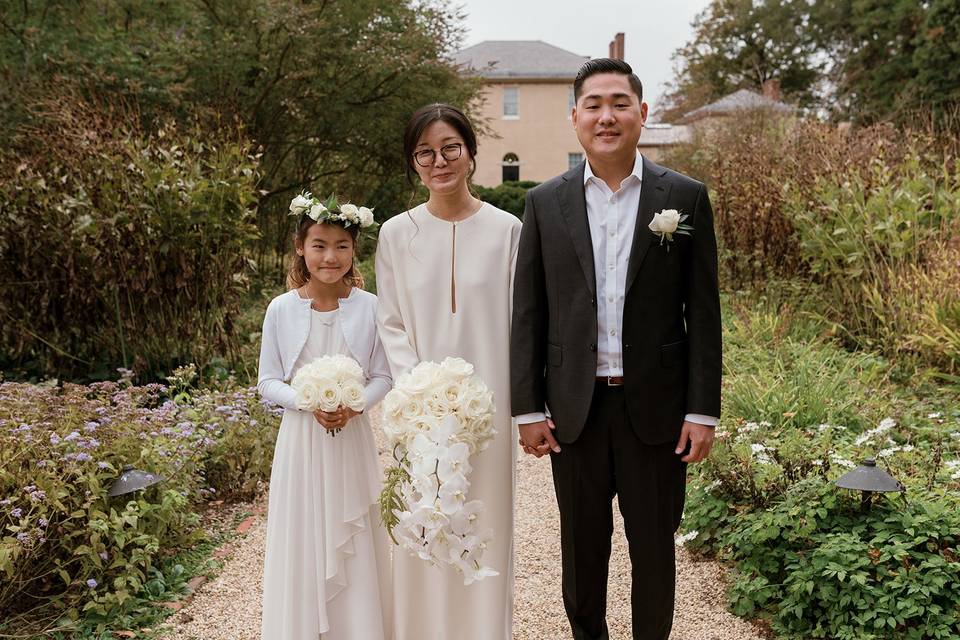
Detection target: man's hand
<box><xmin>675</xmin><ymin>420</ymin><xmax>715</xmax><ymax>463</ymax></box>
<box><xmin>518</xmin><ymin>419</ymin><xmax>561</xmax><ymax>458</ymax></box>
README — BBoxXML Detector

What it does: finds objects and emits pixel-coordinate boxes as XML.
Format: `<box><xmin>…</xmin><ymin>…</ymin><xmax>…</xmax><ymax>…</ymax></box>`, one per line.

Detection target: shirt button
<box><xmin>608</xmin><ymin>264</ymin><xmax>615</xmax><ymax>271</ymax></box>
<box><xmin>608</xmin><ymin>295</ymin><xmax>614</xmax><ymax>303</ymax></box>
<box><xmin>610</xmin><ymin>329</ymin><xmax>616</xmax><ymax>336</ymax></box>
<box><xmin>609</xmin><ymin>229</ymin><xmax>616</xmax><ymax>238</ymax></box>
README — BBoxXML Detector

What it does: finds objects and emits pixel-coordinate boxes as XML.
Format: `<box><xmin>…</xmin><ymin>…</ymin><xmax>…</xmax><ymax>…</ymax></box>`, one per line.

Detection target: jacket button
<box><xmin>624</xmin><ymin>343</ymin><xmax>631</xmax><ymax>349</ymax></box>
<box><xmin>591</xmin><ymin>297</ymin><xmax>597</xmax><ymax>307</ymax></box>
<box><xmin>589</xmin><ymin>343</ymin><xmax>597</xmax><ymax>352</ymax></box>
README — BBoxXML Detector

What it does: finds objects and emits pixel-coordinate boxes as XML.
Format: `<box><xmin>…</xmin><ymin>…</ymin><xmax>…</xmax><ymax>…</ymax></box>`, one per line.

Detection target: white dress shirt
<box><xmin>517</xmin><ymin>153</ymin><xmax>716</xmax><ymax>428</ymax></box>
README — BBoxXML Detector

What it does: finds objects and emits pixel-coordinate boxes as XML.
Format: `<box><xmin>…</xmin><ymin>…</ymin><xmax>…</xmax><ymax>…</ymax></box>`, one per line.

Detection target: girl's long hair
<box><xmin>286</xmin><ymin>216</ymin><xmax>364</xmax><ymax>290</ymax></box>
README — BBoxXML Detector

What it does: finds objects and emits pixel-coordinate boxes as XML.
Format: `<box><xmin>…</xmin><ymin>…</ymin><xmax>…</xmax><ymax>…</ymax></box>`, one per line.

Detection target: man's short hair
<box><xmin>573</xmin><ymin>58</ymin><xmax>643</xmax><ymax>103</ymax></box>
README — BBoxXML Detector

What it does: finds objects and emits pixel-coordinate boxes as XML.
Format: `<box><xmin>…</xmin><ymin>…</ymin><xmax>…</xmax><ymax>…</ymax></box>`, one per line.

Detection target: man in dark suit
<box><xmin>510</xmin><ymin>58</ymin><xmax>722</xmax><ymax>640</ymax></box>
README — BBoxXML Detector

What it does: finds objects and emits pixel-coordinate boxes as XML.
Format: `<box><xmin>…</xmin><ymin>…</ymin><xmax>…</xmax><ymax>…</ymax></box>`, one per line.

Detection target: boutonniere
<box><xmin>648</xmin><ymin>209</ymin><xmax>693</xmax><ymax>252</ymax></box>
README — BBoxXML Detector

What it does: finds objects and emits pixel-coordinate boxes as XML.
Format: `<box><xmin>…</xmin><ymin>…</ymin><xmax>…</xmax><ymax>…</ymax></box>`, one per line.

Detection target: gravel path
<box><xmin>161</xmin><ymin>412</ymin><xmax>764</xmax><ymax>640</ymax></box>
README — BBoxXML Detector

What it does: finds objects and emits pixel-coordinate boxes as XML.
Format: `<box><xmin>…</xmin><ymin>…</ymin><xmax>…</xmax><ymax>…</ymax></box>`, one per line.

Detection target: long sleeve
<box><xmin>375</xmin><ymin>228</ymin><xmax>420</xmax><ymax>378</ymax></box>
<box><xmin>257</xmin><ymin>301</ymin><xmax>301</xmax><ymax>411</ymax></box>
<box><xmin>683</xmin><ymin>183</ymin><xmax>722</xmax><ymax>418</ymax></box>
<box><xmin>510</xmin><ymin>189</ymin><xmax>549</xmax><ymax>416</ymax></box>
<box><xmin>362</xmin><ymin>308</ymin><xmax>393</xmax><ymax>409</ymax></box>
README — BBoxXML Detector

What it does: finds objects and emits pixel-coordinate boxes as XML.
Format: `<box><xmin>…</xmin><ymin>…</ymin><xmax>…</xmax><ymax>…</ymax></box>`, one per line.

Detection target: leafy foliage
<box><xmin>0</xmin><ymin>369</ymin><xmax>281</xmax><ymax>630</ymax></box>
<box><xmin>0</xmin><ymin>95</ymin><xmax>261</xmax><ymax>381</ymax></box>
<box><xmin>680</xmin><ymin>298</ymin><xmax>960</xmax><ymax>639</ymax></box>
<box><xmin>662</xmin><ymin>0</ymin><xmax>960</xmax><ymax>124</ymax></box>
<box><xmin>473</xmin><ymin>180</ymin><xmax>538</xmax><ymax>218</ymax></box>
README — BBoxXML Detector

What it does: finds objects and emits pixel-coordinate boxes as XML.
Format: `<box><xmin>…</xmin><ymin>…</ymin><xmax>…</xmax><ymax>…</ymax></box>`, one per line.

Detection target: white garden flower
<box><xmin>308</xmin><ymin>202</ymin><xmax>327</xmax><ymax>221</ymax></box>
<box><xmin>675</xmin><ymin>529</ymin><xmax>699</xmax><ymax>546</ymax></box>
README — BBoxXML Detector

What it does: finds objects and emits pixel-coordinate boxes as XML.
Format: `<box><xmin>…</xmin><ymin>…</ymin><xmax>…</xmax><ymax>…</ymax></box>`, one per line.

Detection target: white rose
<box><xmin>441</xmin><ymin>357</ymin><xmax>474</xmax><ymax>379</ymax></box>
<box><xmin>308</xmin><ymin>203</ymin><xmax>327</xmax><ymax>221</ymax></box>
<box><xmin>317</xmin><ymin>382</ymin><xmax>343</xmax><ymax>412</ymax></box>
<box><xmin>289</xmin><ymin>194</ymin><xmax>312</xmax><ymax>215</ymax></box>
<box><xmin>341</xmin><ymin>380</ymin><xmax>365</xmax><ymax>412</ymax></box>
<box><xmin>358</xmin><ymin>206</ymin><xmax>375</xmax><ymax>227</ymax></box>
<box><xmin>339</xmin><ymin>203</ymin><xmax>360</xmax><ymax>224</ymax></box>
<box><xmin>649</xmin><ymin>209</ymin><xmax>681</xmax><ymax>235</ymax></box>
<box><xmin>293</xmin><ymin>378</ymin><xmax>322</xmax><ymax>410</ymax></box>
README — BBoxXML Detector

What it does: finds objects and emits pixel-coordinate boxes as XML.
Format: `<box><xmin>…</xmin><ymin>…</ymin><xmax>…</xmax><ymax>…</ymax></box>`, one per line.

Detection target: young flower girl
<box><xmin>258</xmin><ymin>194</ymin><xmax>391</xmax><ymax>640</ymax></box>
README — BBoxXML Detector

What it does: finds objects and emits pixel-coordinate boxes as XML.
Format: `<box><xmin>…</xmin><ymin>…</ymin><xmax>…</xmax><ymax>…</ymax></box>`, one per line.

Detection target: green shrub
<box><xmin>0</xmin><ymin>96</ymin><xmax>261</xmax><ymax>381</ymax></box>
<box><xmin>0</xmin><ymin>370</ymin><xmax>280</xmax><ymax>630</ymax></box>
<box><xmin>787</xmin><ymin>156</ymin><xmax>960</xmax><ymax>372</ymax></box>
<box><xmin>474</xmin><ymin>180</ymin><xmax>539</xmax><ymax>217</ymax></box>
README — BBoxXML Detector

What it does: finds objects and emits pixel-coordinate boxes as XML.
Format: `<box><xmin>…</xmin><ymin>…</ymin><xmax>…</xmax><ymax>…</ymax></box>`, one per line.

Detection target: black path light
<box><xmin>107</xmin><ymin>465</ymin><xmax>164</xmax><ymax>497</ymax></box>
<box><xmin>835</xmin><ymin>458</ymin><xmax>904</xmax><ymax>511</ymax></box>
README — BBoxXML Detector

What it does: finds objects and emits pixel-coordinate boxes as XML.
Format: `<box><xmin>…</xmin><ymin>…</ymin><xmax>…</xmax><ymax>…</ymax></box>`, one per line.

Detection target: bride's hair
<box><xmin>286</xmin><ymin>215</ymin><xmax>365</xmax><ymax>290</ymax></box>
<box><xmin>403</xmin><ymin>103</ymin><xmax>478</xmax><ymax>187</ymax></box>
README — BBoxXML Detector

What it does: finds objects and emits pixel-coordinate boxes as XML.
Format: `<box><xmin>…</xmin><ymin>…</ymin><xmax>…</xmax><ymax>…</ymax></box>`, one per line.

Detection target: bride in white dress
<box><xmin>258</xmin><ymin>207</ymin><xmax>393</xmax><ymax>640</ymax></box>
<box><xmin>376</xmin><ymin>104</ymin><xmax>521</xmax><ymax>640</ymax></box>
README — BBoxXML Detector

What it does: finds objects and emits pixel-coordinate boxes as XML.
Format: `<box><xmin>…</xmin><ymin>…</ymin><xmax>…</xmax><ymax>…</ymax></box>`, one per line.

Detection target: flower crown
<box><xmin>288</xmin><ymin>191</ymin><xmax>376</xmax><ymax>229</ymax></box>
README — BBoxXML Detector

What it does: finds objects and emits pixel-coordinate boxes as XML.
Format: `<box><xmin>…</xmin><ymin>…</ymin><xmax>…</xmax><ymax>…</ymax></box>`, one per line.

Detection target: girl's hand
<box><xmin>313</xmin><ymin>407</ymin><xmax>361</xmax><ymax>431</ymax></box>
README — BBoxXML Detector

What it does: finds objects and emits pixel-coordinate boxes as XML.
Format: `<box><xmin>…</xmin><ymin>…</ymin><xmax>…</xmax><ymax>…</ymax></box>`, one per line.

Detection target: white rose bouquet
<box><xmin>379</xmin><ymin>357</ymin><xmax>498</xmax><ymax>584</ymax></box>
<box><xmin>290</xmin><ymin>354</ymin><xmax>366</xmax><ymax>436</ymax></box>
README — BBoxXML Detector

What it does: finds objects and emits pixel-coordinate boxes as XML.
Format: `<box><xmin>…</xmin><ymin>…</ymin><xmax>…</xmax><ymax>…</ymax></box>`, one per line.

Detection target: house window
<box><xmin>503</xmin><ymin>87</ymin><xmax>518</xmax><ymax>117</ymax></box>
<box><xmin>568</xmin><ymin>152</ymin><xmax>584</xmax><ymax>170</ymax></box>
<box><xmin>502</xmin><ymin>153</ymin><xmax>520</xmax><ymax>182</ymax></box>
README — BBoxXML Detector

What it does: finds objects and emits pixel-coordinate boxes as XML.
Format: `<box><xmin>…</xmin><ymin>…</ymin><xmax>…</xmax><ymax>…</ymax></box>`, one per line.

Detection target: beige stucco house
<box><xmin>454</xmin><ymin>40</ymin><xmax>589</xmax><ymax>187</ymax></box>
<box><xmin>454</xmin><ymin>36</ymin><xmax>698</xmax><ymax>186</ymax></box>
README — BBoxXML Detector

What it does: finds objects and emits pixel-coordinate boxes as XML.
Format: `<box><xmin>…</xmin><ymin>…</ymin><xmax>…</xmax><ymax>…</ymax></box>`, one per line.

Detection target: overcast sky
<box><xmin>454</xmin><ymin>0</ymin><xmax>713</xmax><ymax>119</ymax></box>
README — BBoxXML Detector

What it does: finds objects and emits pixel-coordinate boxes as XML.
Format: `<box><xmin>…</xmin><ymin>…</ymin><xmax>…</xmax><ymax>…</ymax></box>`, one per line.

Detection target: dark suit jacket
<box><xmin>510</xmin><ymin>156</ymin><xmax>722</xmax><ymax>445</ymax></box>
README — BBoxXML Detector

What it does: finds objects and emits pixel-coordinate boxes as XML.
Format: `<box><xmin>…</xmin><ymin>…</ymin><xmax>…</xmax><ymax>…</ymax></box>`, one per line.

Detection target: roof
<box><xmin>453</xmin><ymin>40</ymin><xmax>589</xmax><ymax>80</ymax></box>
<box><xmin>637</xmin><ymin>124</ymin><xmax>692</xmax><ymax>146</ymax></box>
<box><xmin>679</xmin><ymin>88</ymin><xmax>795</xmax><ymax>123</ymax></box>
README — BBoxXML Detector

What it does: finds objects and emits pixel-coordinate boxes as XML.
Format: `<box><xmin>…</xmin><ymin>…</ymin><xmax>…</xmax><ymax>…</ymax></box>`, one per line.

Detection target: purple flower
<box><xmin>29</xmin><ymin>490</ymin><xmax>46</xmax><ymax>503</ymax></box>
<box><xmin>97</xmin><ymin>462</ymin><xmax>111</xmax><ymax>470</ymax></box>
<box><xmin>22</xmin><ymin>485</ymin><xmax>36</xmax><ymax>493</ymax></box>
<box><xmin>75</xmin><ymin>452</ymin><xmax>92</xmax><ymax>463</ymax></box>
<box><xmin>36</xmin><ymin>460</ymin><xmax>48</xmax><ymax>468</ymax></box>
<box><xmin>49</xmin><ymin>433</ymin><xmax>61</xmax><ymax>445</ymax></box>
<box><xmin>38</xmin><ymin>518</ymin><xmax>48</xmax><ymax>528</ymax></box>
<box><xmin>11</xmin><ymin>508</ymin><xmax>23</xmax><ymax>518</ymax></box>
<box><xmin>17</xmin><ymin>532</ymin><xmax>30</xmax><ymax>545</ymax></box>
<box><xmin>99</xmin><ymin>551</ymin><xmax>109</xmax><ymax>560</ymax></box>
<box><xmin>86</xmin><ymin>578</ymin><xmax>98</xmax><ymax>589</ymax></box>
<box><xmin>63</xmin><ymin>431</ymin><xmax>80</xmax><ymax>442</ymax></box>
<box><xmin>84</xmin><ymin>421</ymin><xmax>99</xmax><ymax>432</ymax></box>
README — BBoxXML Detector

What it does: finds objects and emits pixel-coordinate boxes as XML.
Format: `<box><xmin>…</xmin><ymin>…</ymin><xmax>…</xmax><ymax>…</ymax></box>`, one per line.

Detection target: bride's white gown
<box><xmin>376</xmin><ymin>202</ymin><xmax>521</xmax><ymax>640</ymax></box>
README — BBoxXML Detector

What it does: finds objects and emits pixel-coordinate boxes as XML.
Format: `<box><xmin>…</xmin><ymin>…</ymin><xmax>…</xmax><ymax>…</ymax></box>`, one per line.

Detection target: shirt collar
<box><xmin>583</xmin><ymin>151</ymin><xmax>644</xmax><ymax>187</ymax></box>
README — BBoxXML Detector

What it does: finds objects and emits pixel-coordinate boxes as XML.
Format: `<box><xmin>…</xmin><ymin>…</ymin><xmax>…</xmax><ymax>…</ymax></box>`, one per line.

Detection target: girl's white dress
<box><xmin>260</xmin><ymin>299</ymin><xmax>392</xmax><ymax>640</ymax></box>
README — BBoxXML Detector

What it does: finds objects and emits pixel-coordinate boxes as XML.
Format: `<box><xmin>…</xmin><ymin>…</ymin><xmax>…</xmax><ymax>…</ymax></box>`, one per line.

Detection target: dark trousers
<box><xmin>550</xmin><ymin>383</ymin><xmax>688</xmax><ymax>640</ymax></box>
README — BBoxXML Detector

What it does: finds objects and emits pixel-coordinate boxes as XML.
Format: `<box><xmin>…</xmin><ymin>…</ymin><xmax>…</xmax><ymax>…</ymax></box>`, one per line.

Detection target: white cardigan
<box><xmin>257</xmin><ymin>288</ymin><xmax>393</xmax><ymax>412</ymax></box>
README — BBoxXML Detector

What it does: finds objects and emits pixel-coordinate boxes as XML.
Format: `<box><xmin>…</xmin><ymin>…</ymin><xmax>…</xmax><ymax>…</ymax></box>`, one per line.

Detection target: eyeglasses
<box><xmin>413</xmin><ymin>143</ymin><xmax>463</xmax><ymax>167</ymax></box>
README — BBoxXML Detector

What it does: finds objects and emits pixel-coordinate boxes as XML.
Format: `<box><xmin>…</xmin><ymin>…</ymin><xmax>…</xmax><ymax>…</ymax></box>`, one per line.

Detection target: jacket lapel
<box><xmin>556</xmin><ymin>162</ymin><xmax>597</xmax><ymax>297</ymax></box>
<box><xmin>626</xmin><ymin>157</ymin><xmax>671</xmax><ymax>294</ymax></box>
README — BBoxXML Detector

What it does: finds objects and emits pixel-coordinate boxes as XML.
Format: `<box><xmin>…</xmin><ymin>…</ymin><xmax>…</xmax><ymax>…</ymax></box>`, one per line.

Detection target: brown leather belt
<box><xmin>596</xmin><ymin>376</ymin><xmax>624</xmax><ymax>387</ymax></box>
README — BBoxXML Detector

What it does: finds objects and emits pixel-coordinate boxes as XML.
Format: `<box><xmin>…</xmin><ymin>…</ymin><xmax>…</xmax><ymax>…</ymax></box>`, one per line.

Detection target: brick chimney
<box><xmin>608</xmin><ymin>33</ymin><xmax>625</xmax><ymax>60</ymax></box>
<box><xmin>762</xmin><ymin>78</ymin><xmax>781</xmax><ymax>102</ymax></box>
